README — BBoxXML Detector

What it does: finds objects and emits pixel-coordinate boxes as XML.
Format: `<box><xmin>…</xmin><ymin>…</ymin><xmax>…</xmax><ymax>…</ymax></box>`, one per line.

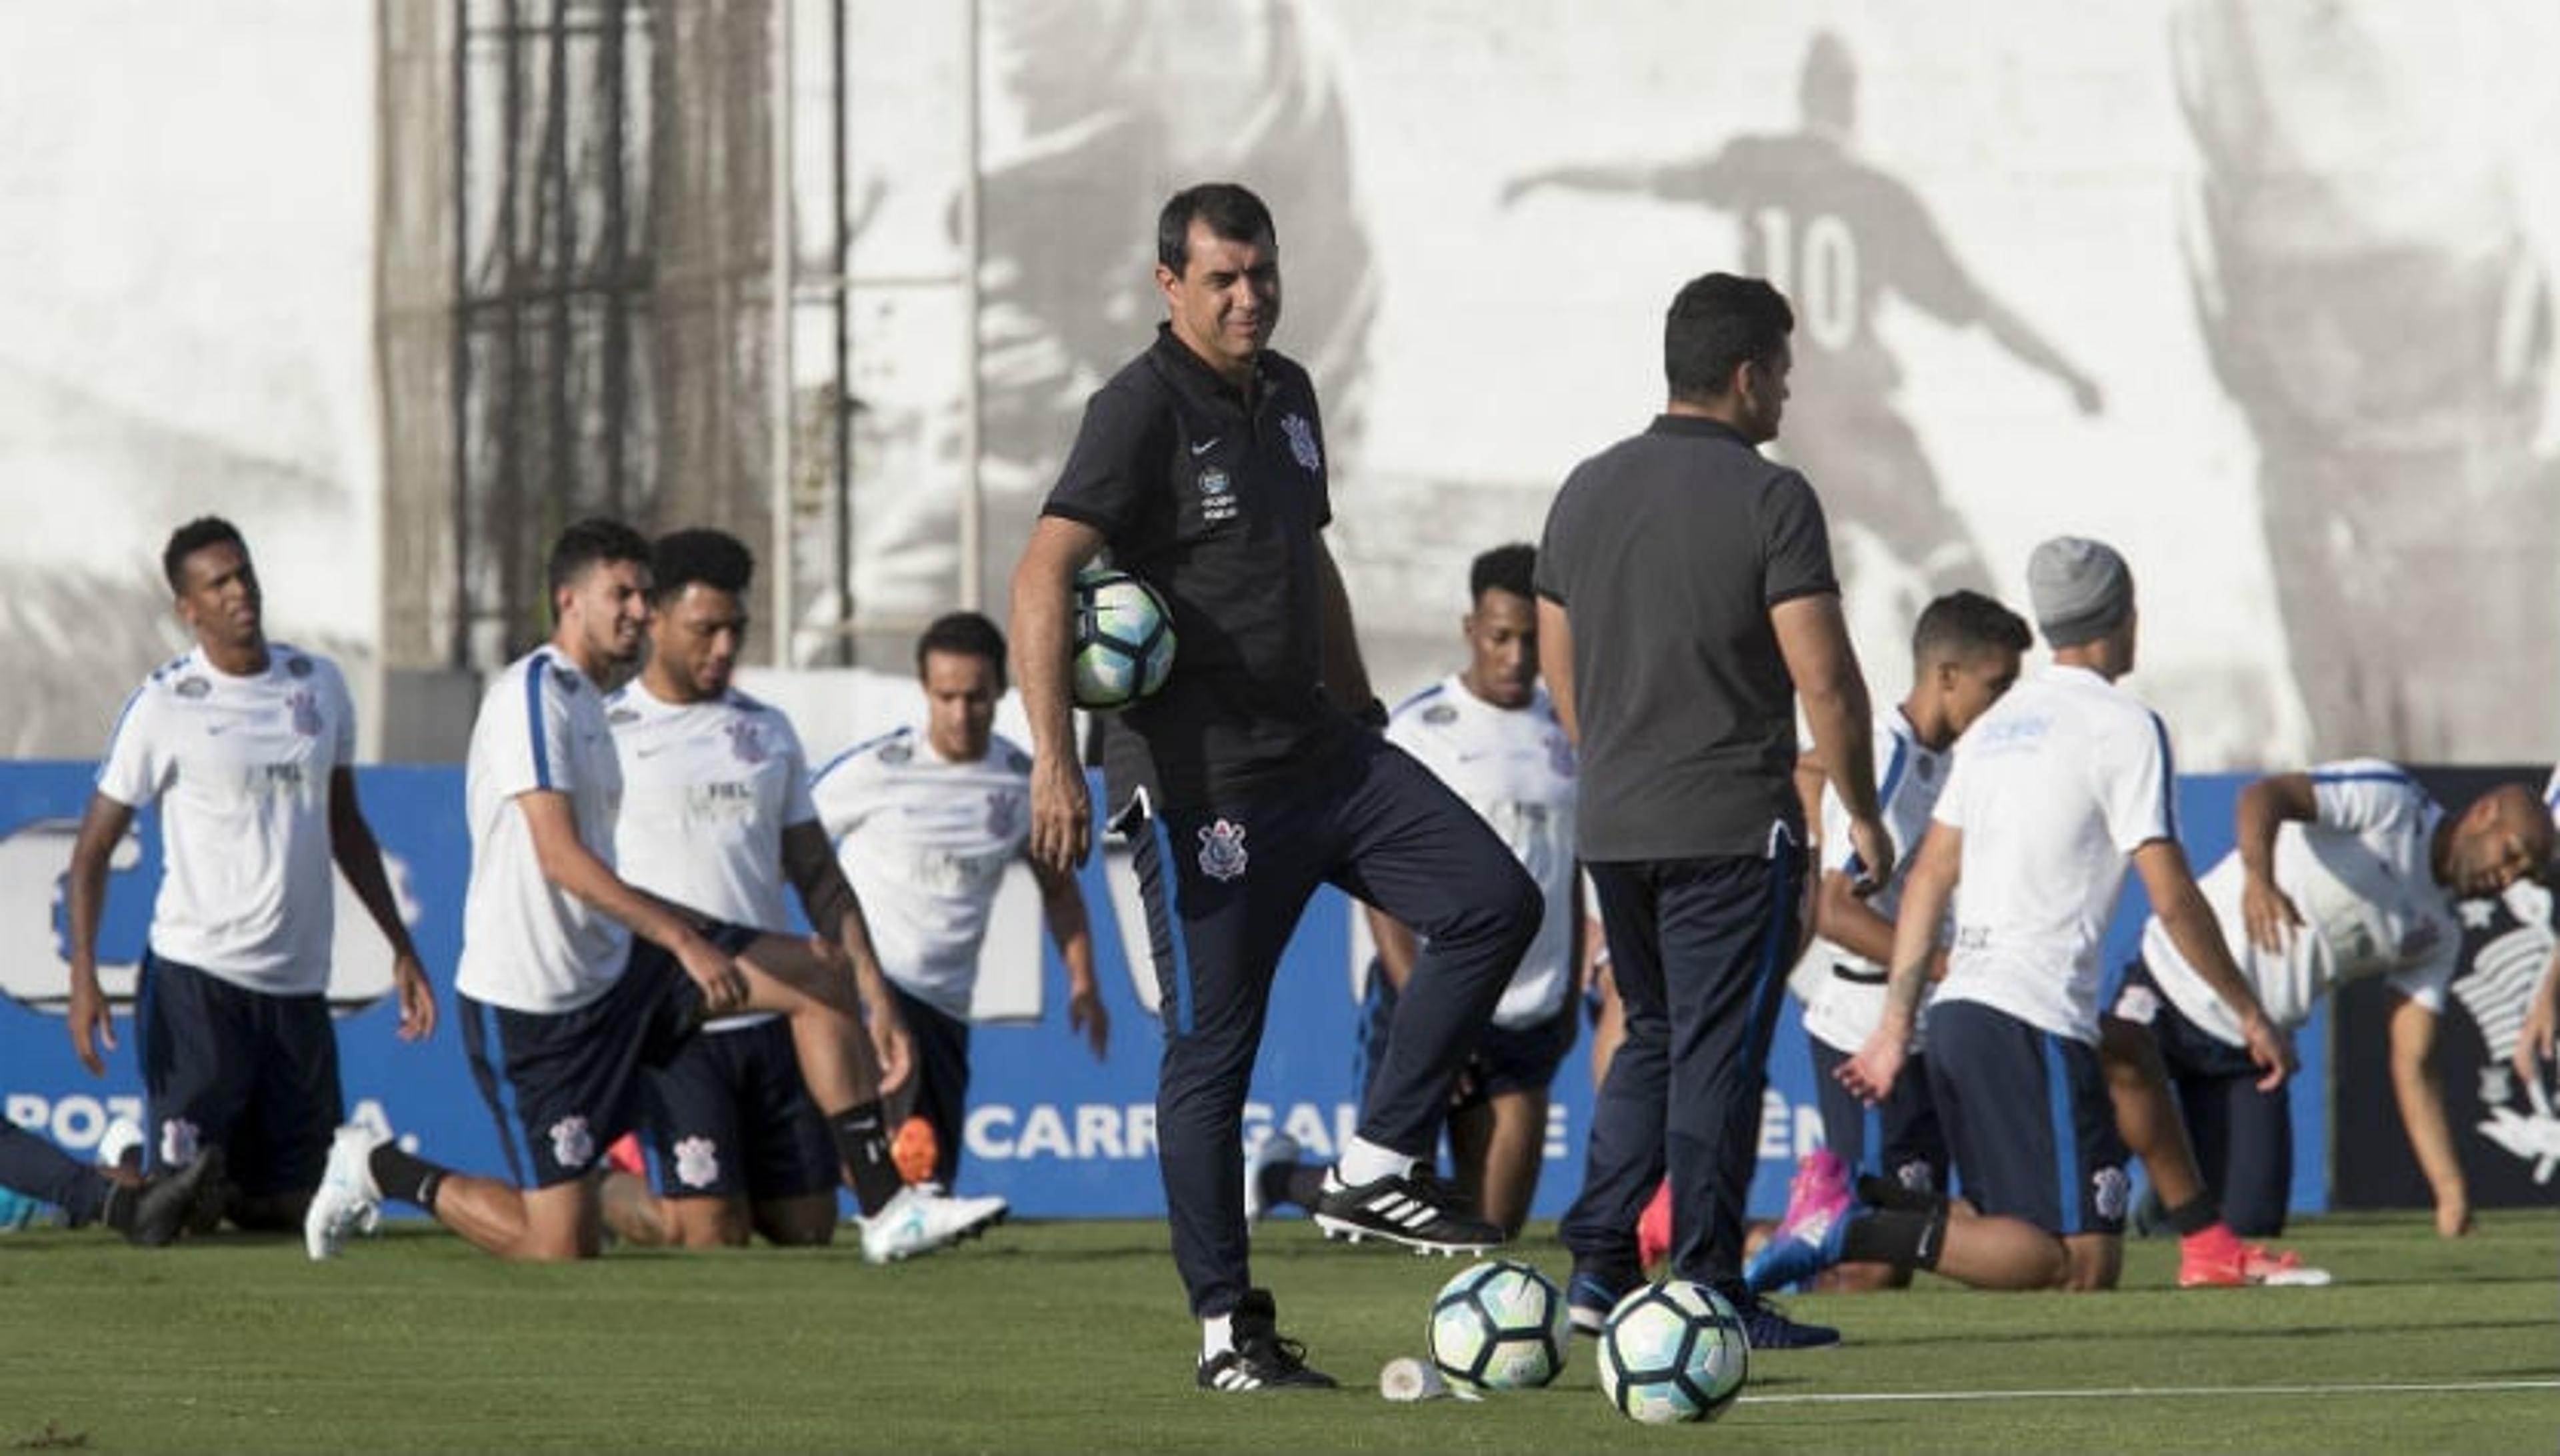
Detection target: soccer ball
<box><xmin>1071</xmin><ymin>568</ymin><xmax>1175</xmax><ymax>710</ymax></box>
<box><xmin>1594</xmin><ymin>1280</ymin><xmax>1750</xmax><ymax>1424</ymax></box>
<box><xmin>1426</xmin><ymin>1259</ymin><xmax>1570</xmax><ymax>1391</ymax></box>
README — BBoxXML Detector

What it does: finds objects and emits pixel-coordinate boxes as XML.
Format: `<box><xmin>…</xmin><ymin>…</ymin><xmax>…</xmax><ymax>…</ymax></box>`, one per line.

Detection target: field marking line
<box><xmin>1748</xmin><ymin>1379</ymin><xmax>2560</xmax><ymax>1407</ymax></box>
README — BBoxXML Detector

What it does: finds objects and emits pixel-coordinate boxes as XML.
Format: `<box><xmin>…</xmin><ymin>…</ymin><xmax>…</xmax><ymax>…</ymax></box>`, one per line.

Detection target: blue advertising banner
<box><xmin>0</xmin><ymin>764</ymin><xmax>2329</xmax><ymax>1223</ymax></box>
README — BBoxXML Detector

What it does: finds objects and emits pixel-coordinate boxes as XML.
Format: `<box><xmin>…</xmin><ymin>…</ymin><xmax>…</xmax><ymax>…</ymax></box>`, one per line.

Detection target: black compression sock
<box><xmin>1839</xmin><ymin>1199</ymin><xmax>1950</xmax><ymax>1271</ymax></box>
<box><xmin>830</xmin><ymin>1102</ymin><xmax>905</xmax><ymax>1215</ymax></box>
<box><xmin>2163</xmin><ymin>1194</ymin><xmax>2222</xmax><ymax>1237</ymax></box>
<box><xmin>368</xmin><ymin>1144</ymin><xmax>447</xmax><ymax>1211</ymax></box>
<box><xmin>1855</xmin><ymin>1173</ymin><xmax>1939</xmax><ymax>1213</ymax></box>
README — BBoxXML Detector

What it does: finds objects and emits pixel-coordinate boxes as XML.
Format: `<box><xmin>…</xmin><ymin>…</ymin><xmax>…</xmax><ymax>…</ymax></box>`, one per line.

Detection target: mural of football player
<box><xmin>1505</xmin><ymin>30</ymin><xmax>2103</xmax><ymax>649</ymax></box>
<box><xmin>2175</xmin><ymin>0</ymin><xmax>2559</xmax><ymax>759</ymax></box>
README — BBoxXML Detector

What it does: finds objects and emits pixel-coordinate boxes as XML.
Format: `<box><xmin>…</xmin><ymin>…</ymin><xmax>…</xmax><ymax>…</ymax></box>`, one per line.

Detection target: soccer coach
<box><xmin>1539</xmin><ymin>271</ymin><xmax>1889</xmax><ymax>1350</ymax></box>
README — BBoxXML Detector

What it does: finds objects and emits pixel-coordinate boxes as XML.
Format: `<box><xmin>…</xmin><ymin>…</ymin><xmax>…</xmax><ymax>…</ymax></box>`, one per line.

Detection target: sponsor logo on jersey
<box><xmin>1199</xmin><ymin>468</ymin><xmax>1237</xmax><ymax>523</ymax></box>
<box><xmin>549</xmin><ymin>1114</ymin><xmax>595</xmax><ymax>1171</ymax></box>
<box><xmin>673</xmin><ymin>1135</ymin><xmax>721</xmax><ymax>1190</ymax></box>
<box><xmin>1198</xmin><ymin>817</ymin><xmax>1249</xmax><ymax>882</ymax></box>
<box><xmin>1281</xmin><ymin>412</ymin><xmax>1321</xmax><ymax>472</ymax></box>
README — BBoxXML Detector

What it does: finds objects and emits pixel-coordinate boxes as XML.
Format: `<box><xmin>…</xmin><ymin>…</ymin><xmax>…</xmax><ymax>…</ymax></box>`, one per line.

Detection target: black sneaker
<box><xmin>1732</xmin><ymin>1289</ymin><xmax>1841</xmax><ymax>1350</ymax></box>
<box><xmin>1310</xmin><ymin>1167</ymin><xmax>1501</xmax><ymax>1255</ymax></box>
<box><xmin>108</xmin><ymin>1147</ymin><xmax>226</xmax><ymax>1248</ymax></box>
<box><xmin>1197</xmin><ymin>1289</ymin><xmax>1338</xmax><ymax>1391</ymax></box>
<box><xmin>1567</xmin><ymin>1255</ymin><xmax>1638</xmax><ymax>1336</ymax></box>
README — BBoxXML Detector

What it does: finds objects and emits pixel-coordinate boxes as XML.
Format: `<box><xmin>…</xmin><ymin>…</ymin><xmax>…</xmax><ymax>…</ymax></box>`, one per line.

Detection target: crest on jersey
<box><xmin>725</xmin><ymin>719</ymin><xmax>769</xmax><ymax>765</ymax></box>
<box><xmin>287</xmin><ymin>689</ymin><xmax>323</xmax><ymax>737</ymax></box>
<box><xmin>548</xmin><ymin>1115</ymin><xmax>595</xmax><ymax>1171</ymax></box>
<box><xmin>159</xmin><ymin>1117</ymin><xmax>202</xmax><ymax>1170</ymax></box>
<box><xmin>987</xmin><ymin>791</ymin><xmax>1023</xmax><ymax>839</ymax></box>
<box><xmin>1281</xmin><ymin>412</ymin><xmax>1321</xmax><ymax>472</ymax></box>
<box><xmin>1545</xmin><ymin>730</ymin><xmax>1577</xmax><ymax>779</ymax></box>
<box><xmin>2091</xmin><ymin>1165</ymin><xmax>2130</xmax><ymax>1222</ymax></box>
<box><xmin>673</xmin><ymin>1135</ymin><xmax>721</xmax><ymax>1190</ymax></box>
<box><xmin>175</xmin><ymin>676</ymin><xmax>210</xmax><ymax>700</ymax></box>
<box><xmin>1198</xmin><ymin>817</ymin><xmax>1249</xmax><ymax>882</ymax></box>
<box><xmin>1199</xmin><ymin>468</ymin><xmax>1237</xmax><ymax>523</ymax></box>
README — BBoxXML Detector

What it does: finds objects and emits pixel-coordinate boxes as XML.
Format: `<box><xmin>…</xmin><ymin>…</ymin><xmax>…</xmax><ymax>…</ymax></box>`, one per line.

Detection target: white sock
<box><xmin>1333</xmin><ymin>1136</ymin><xmax>1415</xmax><ymax>1187</ymax></box>
<box><xmin>1201</xmin><ymin>1313</ymin><xmax>1233</xmax><ymax>1362</ymax></box>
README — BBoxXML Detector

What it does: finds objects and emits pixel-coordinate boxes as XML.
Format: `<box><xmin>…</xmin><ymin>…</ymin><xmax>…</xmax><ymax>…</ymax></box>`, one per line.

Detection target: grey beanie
<box><xmin>2027</xmin><ymin>536</ymin><xmax>2133</xmax><ymax>648</ymax></box>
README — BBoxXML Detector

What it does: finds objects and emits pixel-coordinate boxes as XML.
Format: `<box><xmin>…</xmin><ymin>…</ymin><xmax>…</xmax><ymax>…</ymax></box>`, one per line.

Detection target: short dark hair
<box><xmin>1911</xmin><ymin>589</ymin><xmax>2032</xmax><ymax>666</ymax></box>
<box><xmin>649</xmin><ymin>527</ymin><xmax>754</xmax><ymax>606</ymax></box>
<box><xmin>916</xmin><ymin>610</ymin><xmax>1007</xmax><ymax>685</ymax></box>
<box><xmin>1664</xmin><ymin>273</ymin><xmax>1794</xmax><ymax>403</ymax></box>
<box><xmin>1469</xmin><ymin>543</ymin><xmax>1537</xmax><ymax>605</ymax></box>
<box><xmin>547</xmin><ymin>517</ymin><xmax>653</xmax><ymax>599</ymax></box>
<box><xmin>1157</xmin><ymin>183</ymin><xmax>1277</xmax><ymax>275</ymax></box>
<box><xmin>162</xmin><ymin>516</ymin><xmax>247</xmax><ymax>594</ymax></box>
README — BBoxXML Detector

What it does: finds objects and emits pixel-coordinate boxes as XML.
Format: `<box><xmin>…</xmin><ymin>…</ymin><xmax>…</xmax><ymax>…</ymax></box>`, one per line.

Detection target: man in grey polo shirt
<box><xmin>1537</xmin><ymin>271</ymin><xmax>1890</xmax><ymax>1350</ymax></box>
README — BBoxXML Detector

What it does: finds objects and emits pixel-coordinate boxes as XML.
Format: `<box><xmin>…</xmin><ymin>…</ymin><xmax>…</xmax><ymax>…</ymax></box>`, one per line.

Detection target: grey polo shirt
<box><xmin>1534</xmin><ymin>413</ymin><xmax>1839</xmax><ymax>861</ymax></box>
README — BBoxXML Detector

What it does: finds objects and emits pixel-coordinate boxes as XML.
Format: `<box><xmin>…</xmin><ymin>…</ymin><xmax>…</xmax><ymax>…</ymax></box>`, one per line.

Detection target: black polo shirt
<box><xmin>1534</xmin><ymin>413</ymin><xmax>1839</xmax><ymax>861</ymax></box>
<box><xmin>1041</xmin><ymin>324</ymin><xmax>1353</xmax><ymax>810</ymax></box>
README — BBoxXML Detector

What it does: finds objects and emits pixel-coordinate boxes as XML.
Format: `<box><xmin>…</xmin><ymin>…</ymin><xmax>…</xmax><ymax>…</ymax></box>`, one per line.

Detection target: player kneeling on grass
<box><xmin>304</xmin><ymin>521</ymin><xmax>1001</xmax><ymax>1263</ymax></box>
<box><xmin>2109</xmin><ymin>766</ymin><xmax>2545</xmax><ymax>1243</ymax></box>
<box><xmin>1753</xmin><ymin>537</ymin><xmax>2319</xmax><ymax>1296</ymax></box>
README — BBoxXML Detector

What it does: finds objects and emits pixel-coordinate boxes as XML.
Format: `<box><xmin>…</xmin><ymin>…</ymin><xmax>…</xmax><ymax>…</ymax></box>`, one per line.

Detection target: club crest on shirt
<box><xmin>673</xmin><ymin>1135</ymin><xmax>721</xmax><ymax>1190</ymax></box>
<box><xmin>1198</xmin><ymin>817</ymin><xmax>1249</xmax><ymax>882</ymax></box>
<box><xmin>725</xmin><ymin>718</ymin><xmax>769</xmax><ymax>765</ymax></box>
<box><xmin>549</xmin><ymin>1115</ymin><xmax>595</xmax><ymax>1171</ymax></box>
<box><xmin>1545</xmin><ymin>730</ymin><xmax>1576</xmax><ymax>779</ymax></box>
<box><xmin>1280</xmin><ymin>412</ymin><xmax>1321</xmax><ymax>472</ymax></box>
<box><xmin>987</xmin><ymin>790</ymin><xmax>1023</xmax><ymax>839</ymax></box>
<box><xmin>287</xmin><ymin>689</ymin><xmax>323</xmax><ymax>737</ymax></box>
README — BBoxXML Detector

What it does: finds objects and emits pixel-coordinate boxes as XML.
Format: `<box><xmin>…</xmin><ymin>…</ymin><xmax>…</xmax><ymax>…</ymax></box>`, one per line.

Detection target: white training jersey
<box><xmin>93</xmin><ymin>644</ymin><xmax>356</xmax><ymax>995</ymax></box>
<box><xmin>1386</xmin><ymin>676</ymin><xmax>1579</xmax><ymax>1029</ymax></box>
<box><xmin>455</xmin><ymin>648</ymin><xmax>630</xmax><ymax>1013</ymax></box>
<box><xmin>809</xmin><ymin>726</ymin><xmax>1032</xmax><ymax>1020</ymax></box>
<box><xmin>609</xmin><ymin>681</ymin><xmax>821</xmax><ymax>1035</ymax></box>
<box><xmin>1797</xmin><ymin>709</ymin><xmax>1947</xmax><ymax>1055</ymax></box>
<box><xmin>1930</xmin><ymin>664</ymin><xmax>2177</xmax><ymax>1045</ymax></box>
<box><xmin>2140</xmin><ymin>760</ymin><xmax>2454</xmax><ymax>1045</ymax></box>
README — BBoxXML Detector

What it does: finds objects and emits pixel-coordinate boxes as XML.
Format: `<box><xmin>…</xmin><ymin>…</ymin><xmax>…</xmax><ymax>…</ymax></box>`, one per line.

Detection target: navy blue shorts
<box><xmin>136</xmin><ymin>951</ymin><xmax>342</xmax><ymax>1195</ymax></box>
<box><xmin>643</xmin><ymin>1016</ymin><xmax>836</xmax><ymax>1201</ymax></box>
<box><xmin>461</xmin><ymin>925</ymin><xmax>753</xmax><ymax>1189</ymax></box>
<box><xmin>1355</xmin><ymin>964</ymin><xmax>1577</xmax><ymax>1109</ymax></box>
<box><xmin>2111</xmin><ymin>958</ymin><xmax>2291</xmax><ymax>1235</ymax></box>
<box><xmin>1923</xmin><ymin>1000</ymin><xmax>2129</xmax><ymax>1236</ymax></box>
<box><xmin>1808</xmin><ymin>1035</ymin><xmax>1947</xmax><ymax>1197</ymax></box>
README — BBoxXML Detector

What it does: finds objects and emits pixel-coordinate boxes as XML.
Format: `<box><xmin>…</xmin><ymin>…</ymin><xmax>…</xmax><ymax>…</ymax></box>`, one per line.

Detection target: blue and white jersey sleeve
<box><xmin>2309</xmin><ymin>759</ymin><xmax>2427</xmax><ymax>838</ymax></box>
<box><xmin>93</xmin><ymin>671</ymin><xmax>177</xmax><ymax>809</ymax></box>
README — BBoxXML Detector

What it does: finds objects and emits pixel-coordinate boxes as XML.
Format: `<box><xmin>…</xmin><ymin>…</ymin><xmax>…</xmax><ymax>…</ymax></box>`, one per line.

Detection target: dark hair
<box><xmin>1157</xmin><ymin>183</ymin><xmax>1277</xmax><ymax>275</ymax></box>
<box><xmin>547</xmin><ymin>517</ymin><xmax>653</xmax><ymax>599</ymax></box>
<box><xmin>1663</xmin><ymin>273</ymin><xmax>1794</xmax><ymax>403</ymax></box>
<box><xmin>1469</xmin><ymin>543</ymin><xmax>1537</xmax><ymax>605</ymax></box>
<box><xmin>1911</xmin><ymin>589</ymin><xmax>2032</xmax><ymax>666</ymax></box>
<box><xmin>162</xmin><ymin>516</ymin><xmax>247</xmax><ymax>594</ymax></box>
<box><xmin>916</xmin><ymin>610</ymin><xmax>1007</xmax><ymax>685</ymax></box>
<box><xmin>649</xmin><ymin>527</ymin><xmax>755</xmax><ymax>605</ymax></box>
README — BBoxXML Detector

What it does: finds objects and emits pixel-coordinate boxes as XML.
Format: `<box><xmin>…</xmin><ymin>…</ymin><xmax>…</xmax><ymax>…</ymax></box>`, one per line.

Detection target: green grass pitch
<box><xmin>0</xmin><ymin>1210</ymin><xmax>2550</xmax><ymax>1451</ymax></box>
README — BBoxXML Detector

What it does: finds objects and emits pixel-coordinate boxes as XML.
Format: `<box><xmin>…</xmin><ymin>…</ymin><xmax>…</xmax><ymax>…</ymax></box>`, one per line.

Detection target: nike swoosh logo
<box><xmin>1190</xmin><ymin>438</ymin><xmax>1219</xmax><ymax>455</ymax></box>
